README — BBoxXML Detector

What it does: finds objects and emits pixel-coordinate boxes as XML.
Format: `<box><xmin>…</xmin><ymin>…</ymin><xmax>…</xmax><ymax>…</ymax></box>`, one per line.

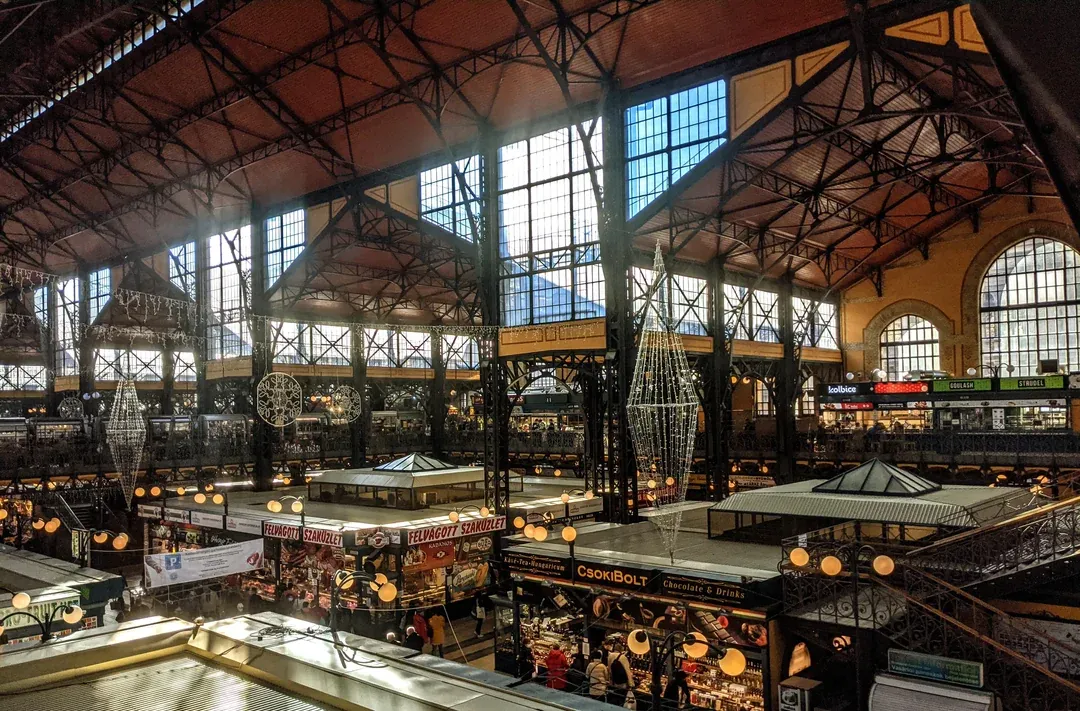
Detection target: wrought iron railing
<box><xmin>906</xmin><ymin>494</ymin><xmax>1080</xmax><ymax>587</ymax></box>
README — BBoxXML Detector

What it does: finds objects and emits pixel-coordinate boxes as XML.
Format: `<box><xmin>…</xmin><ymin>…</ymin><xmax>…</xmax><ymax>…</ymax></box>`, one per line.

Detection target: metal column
<box><xmin>349</xmin><ymin>324</ymin><xmax>369</xmax><ymax>468</ymax></box>
<box><xmin>704</xmin><ymin>260</ymin><xmax>732</xmax><ymax>500</ymax></box>
<box><xmin>76</xmin><ymin>267</ymin><xmax>94</xmax><ymax>413</ymax></box>
<box><xmin>193</xmin><ymin>227</ymin><xmax>211</xmax><ymax>414</ymax></box>
<box><xmin>600</xmin><ymin>93</ymin><xmax>636</xmax><ymax>523</ymax></box>
<box><xmin>776</xmin><ymin>276</ymin><xmax>799</xmax><ymax>484</ymax></box>
<box><xmin>429</xmin><ymin>334</ymin><xmax>447</xmax><ymax>460</ymax></box>
<box><xmin>249</xmin><ymin>205</ymin><xmax>273</xmax><ymax>491</ymax></box>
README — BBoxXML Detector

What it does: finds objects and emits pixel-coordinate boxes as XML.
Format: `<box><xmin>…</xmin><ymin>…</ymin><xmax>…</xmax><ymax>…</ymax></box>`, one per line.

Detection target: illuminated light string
<box><xmin>627</xmin><ymin>245</ymin><xmax>700</xmax><ymax>564</ymax></box>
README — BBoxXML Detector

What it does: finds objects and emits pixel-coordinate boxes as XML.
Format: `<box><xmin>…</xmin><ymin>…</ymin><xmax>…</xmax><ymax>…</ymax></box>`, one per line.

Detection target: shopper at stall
<box><xmin>567</xmin><ymin>650</ymin><xmax>588</xmax><ymax>694</ymax></box>
<box><xmin>412</xmin><ymin>609</ymin><xmax>429</xmax><ymax>648</ymax></box>
<box><xmin>662</xmin><ymin>668</ymin><xmax>691</xmax><ymax>709</ymax></box>
<box><xmin>428</xmin><ymin>609</ymin><xmax>446</xmax><ymax>657</ymax></box>
<box><xmin>608</xmin><ymin>645</ymin><xmax>634</xmax><ymax>706</ymax></box>
<box><xmin>473</xmin><ymin>595</ymin><xmax>488</xmax><ymax>637</ymax></box>
<box><xmin>586</xmin><ymin>649</ymin><xmax>610</xmax><ymax>701</ymax></box>
<box><xmin>544</xmin><ymin>642</ymin><xmax>569</xmax><ymax>690</ymax></box>
<box><xmin>403</xmin><ymin>626</ymin><xmax>424</xmax><ymax>652</ymax></box>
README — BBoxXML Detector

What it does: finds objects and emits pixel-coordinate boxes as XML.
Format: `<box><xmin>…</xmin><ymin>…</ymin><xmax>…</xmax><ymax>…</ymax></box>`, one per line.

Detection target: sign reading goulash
<box><xmin>406</xmin><ymin>515</ymin><xmax>506</xmax><ymax>546</ymax></box>
<box><xmin>263</xmin><ymin>522</ymin><xmax>344</xmax><ymax>548</ymax></box>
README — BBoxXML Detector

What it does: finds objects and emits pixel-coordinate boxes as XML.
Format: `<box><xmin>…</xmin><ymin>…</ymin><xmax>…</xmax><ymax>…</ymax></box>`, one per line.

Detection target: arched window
<box><xmin>879</xmin><ymin>315</ymin><xmax>940</xmax><ymax>379</ymax></box>
<box><xmin>981</xmin><ymin>237</ymin><xmax>1080</xmax><ymax>375</ymax></box>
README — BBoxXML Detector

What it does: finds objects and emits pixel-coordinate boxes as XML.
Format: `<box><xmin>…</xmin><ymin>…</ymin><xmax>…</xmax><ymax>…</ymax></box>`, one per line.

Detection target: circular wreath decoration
<box><xmin>256</xmin><ymin>372</ymin><xmax>303</xmax><ymax>427</ymax></box>
<box><xmin>332</xmin><ymin>385</ymin><xmax>363</xmax><ymax>423</ymax></box>
<box><xmin>58</xmin><ymin>396</ymin><xmax>84</xmax><ymax>419</ymax></box>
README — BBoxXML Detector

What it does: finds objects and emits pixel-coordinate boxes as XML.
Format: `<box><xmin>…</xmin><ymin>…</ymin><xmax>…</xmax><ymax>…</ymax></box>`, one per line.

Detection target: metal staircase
<box><xmin>781</xmin><ymin>507</ymin><xmax>1080</xmax><ymax>711</ymax></box>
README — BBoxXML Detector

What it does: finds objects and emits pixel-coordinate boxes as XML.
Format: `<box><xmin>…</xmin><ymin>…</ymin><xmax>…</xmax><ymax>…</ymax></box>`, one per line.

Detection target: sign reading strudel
<box><xmin>262</xmin><ymin>522</ymin><xmax>344</xmax><ymax>548</ymax></box>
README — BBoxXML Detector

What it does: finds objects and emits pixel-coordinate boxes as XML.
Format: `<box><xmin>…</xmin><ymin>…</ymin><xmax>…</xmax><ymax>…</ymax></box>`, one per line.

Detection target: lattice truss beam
<box><xmin>642</xmin><ymin>6</ymin><xmax>1053</xmax><ymax>290</ymax></box>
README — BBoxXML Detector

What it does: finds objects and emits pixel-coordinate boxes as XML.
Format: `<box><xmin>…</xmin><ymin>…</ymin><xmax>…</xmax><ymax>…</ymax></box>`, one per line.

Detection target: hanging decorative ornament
<box><xmin>332</xmin><ymin>385</ymin><xmax>363</xmax><ymax>423</ymax></box>
<box><xmin>57</xmin><ymin>396</ymin><xmax>83</xmax><ymax>419</ymax></box>
<box><xmin>256</xmin><ymin>372</ymin><xmax>302</xmax><ymax>427</ymax></box>
<box><xmin>107</xmin><ymin>379</ymin><xmax>146</xmax><ymax>509</ymax></box>
<box><xmin>627</xmin><ymin>244</ymin><xmax>700</xmax><ymax>564</ymax></box>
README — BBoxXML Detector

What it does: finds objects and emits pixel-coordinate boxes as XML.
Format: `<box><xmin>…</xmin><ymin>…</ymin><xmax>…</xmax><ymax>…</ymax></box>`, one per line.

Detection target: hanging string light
<box><xmin>106</xmin><ymin>379</ymin><xmax>146</xmax><ymax>509</ymax></box>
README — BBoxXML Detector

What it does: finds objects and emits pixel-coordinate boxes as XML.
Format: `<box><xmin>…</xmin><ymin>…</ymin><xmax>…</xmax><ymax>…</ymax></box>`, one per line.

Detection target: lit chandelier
<box><xmin>107</xmin><ymin>379</ymin><xmax>146</xmax><ymax>509</ymax></box>
<box><xmin>627</xmin><ymin>244</ymin><xmax>700</xmax><ymax>563</ymax></box>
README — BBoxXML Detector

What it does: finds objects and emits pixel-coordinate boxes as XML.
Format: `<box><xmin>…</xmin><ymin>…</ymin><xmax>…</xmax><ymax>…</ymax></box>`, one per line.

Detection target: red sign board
<box><xmin>873</xmin><ymin>382</ymin><xmax>930</xmax><ymax>394</ymax></box>
<box><xmin>406</xmin><ymin>516</ymin><xmax>506</xmax><ymax>546</ymax></box>
<box><xmin>263</xmin><ymin>522</ymin><xmax>343</xmax><ymax>548</ymax></box>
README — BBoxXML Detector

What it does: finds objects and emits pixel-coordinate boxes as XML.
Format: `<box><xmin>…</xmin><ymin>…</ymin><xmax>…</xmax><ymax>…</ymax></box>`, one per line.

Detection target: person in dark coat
<box><xmin>403</xmin><ymin>626</ymin><xmax>424</xmax><ymax>651</ymax></box>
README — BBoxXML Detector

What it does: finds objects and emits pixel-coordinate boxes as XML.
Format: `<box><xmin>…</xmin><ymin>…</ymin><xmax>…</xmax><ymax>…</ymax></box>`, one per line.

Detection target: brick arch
<box><xmin>862</xmin><ymin>299</ymin><xmax>956</xmax><ymax>375</ymax></box>
<box><xmin>959</xmin><ymin>220</ymin><xmax>1080</xmax><ymax>366</ymax></box>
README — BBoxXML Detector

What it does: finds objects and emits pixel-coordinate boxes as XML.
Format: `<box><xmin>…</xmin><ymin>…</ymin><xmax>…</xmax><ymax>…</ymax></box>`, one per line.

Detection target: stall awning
<box><xmin>312</xmin><ymin>454</ymin><xmax>484</xmax><ymax>490</ymax></box>
<box><xmin>0</xmin><ymin>544</ymin><xmax>123</xmax><ymax>605</ymax></box>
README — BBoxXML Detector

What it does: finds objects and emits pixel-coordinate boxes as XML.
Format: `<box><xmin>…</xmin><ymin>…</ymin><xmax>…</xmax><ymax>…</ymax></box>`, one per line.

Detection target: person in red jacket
<box><xmin>545</xmin><ymin>643</ymin><xmax>569</xmax><ymax>690</ymax></box>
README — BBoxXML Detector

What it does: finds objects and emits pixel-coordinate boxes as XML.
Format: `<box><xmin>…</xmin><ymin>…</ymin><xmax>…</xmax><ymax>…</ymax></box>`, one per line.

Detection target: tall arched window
<box><xmin>880</xmin><ymin>315</ymin><xmax>940</xmax><ymax>379</ymax></box>
<box><xmin>981</xmin><ymin>237</ymin><xmax>1080</xmax><ymax>375</ymax></box>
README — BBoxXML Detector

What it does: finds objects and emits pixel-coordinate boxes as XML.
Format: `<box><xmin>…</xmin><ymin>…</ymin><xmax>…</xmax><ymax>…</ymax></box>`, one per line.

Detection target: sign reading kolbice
<box><xmin>144</xmin><ymin>538</ymin><xmax>265</xmax><ymax>589</ymax></box>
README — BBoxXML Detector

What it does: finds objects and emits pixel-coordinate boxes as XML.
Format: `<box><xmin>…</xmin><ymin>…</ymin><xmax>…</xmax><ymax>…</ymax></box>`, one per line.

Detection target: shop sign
<box><xmin>263</xmin><ymin>522</ymin><xmax>344</xmax><ymax>548</ymax></box>
<box><xmin>873</xmin><ymin>381</ymin><xmax>929</xmax><ymax>394</ymax></box>
<box><xmin>0</xmin><ymin>591</ymin><xmax>81</xmax><ymax>632</ymax></box>
<box><xmin>137</xmin><ymin>504</ymin><xmax>161</xmax><ymax>520</ymax></box>
<box><xmin>456</xmin><ymin>533</ymin><xmax>494</xmax><ymax>561</ymax></box>
<box><xmin>189</xmin><ymin>511</ymin><xmax>223</xmax><ymax>529</ymax></box>
<box><xmin>659</xmin><ymin>573</ymin><xmax>757</xmax><ymax>606</ymax></box>
<box><xmin>931</xmin><ymin>378</ymin><xmax>992</xmax><ymax>393</ymax></box>
<box><xmin>226</xmin><ymin>516</ymin><xmax>263</xmax><ymax>536</ymax></box>
<box><xmin>574</xmin><ymin>561</ymin><xmax>655</xmax><ymax>591</ymax></box>
<box><xmin>1000</xmin><ymin>375</ymin><xmax>1065</xmax><ymax>390</ymax></box>
<box><xmin>403</xmin><ymin>539</ymin><xmax>456</xmax><ymax>572</ymax></box>
<box><xmin>406</xmin><ymin>515</ymin><xmax>506</xmax><ymax>546</ymax></box>
<box><xmin>163</xmin><ymin>508</ymin><xmax>190</xmax><ymax>524</ymax></box>
<box><xmin>820</xmin><ymin>383</ymin><xmax>870</xmax><ymax>396</ymax></box>
<box><xmin>935</xmin><ymin>398</ymin><xmax>1059</xmax><ymax>409</ymax></box>
<box><xmin>356</xmin><ymin>528</ymin><xmax>399</xmax><ymax>549</ymax></box>
<box><xmin>504</xmin><ymin>550</ymin><xmax>572</xmax><ymax>579</ymax></box>
<box><xmin>730</xmin><ymin>475</ymin><xmax>774</xmax><ymax>489</ymax></box>
<box><xmin>888</xmin><ymin>649</ymin><xmax>983</xmax><ymax>689</ymax></box>
<box><xmin>821</xmin><ymin>402</ymin><xmax>873</xmax><ymax>411</ymax></box>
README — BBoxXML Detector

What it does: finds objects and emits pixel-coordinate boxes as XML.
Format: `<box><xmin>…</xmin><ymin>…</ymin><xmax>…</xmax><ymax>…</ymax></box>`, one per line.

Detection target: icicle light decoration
<box><xmin>627</xmin><ymin>244</ymin><xmax>700</xmax><ymax>563</ymax></box>
<box><xmin>107</xmin><ymin>379</ymin><xmax>146</xmax><ymax>509</ymax></box>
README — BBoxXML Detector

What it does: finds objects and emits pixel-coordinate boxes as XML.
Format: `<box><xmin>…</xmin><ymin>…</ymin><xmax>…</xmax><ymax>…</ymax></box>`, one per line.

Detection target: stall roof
<box><xmin>0</xmin><ymin>543</ymin><xmax>123</xmax><ymax>605</ymax></box>
<box><xmin>711</xmin><ymin>479</ymin><xmax>1023</xmax><ymax>528</ymax></box>
<box><xmin>311</xmin><ymin>455</ymin><xmax>484</xmax><ymax>490</ymax></box>
<box><xmin>812</xmin><ymin>459</ymin><xmax>941</xmax><ymax>496</ymax></box>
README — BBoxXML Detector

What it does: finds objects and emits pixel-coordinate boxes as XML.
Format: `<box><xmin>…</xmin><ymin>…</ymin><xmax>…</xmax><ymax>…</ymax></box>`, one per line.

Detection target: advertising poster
<box><xmin>403</xmin><ymin>539</ymin><xmax>456</xmax><ymax>572</ymax></box>
<box><xmin>448</xmin><ymin>559</ymin><xmax>490</xmax><ymax>601</ymax></box>
<box><xmin>144</xmin><ymin>538</ymin><xmax>265</xmax><ymax>588</ymax></box>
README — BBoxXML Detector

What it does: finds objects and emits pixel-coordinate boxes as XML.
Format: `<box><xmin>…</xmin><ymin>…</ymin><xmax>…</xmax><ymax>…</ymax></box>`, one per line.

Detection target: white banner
<box><xmin>190</xmin><ymin>511</ymin><xmax>223</xmax><ymax>529</ymax></box>
<box><xmin>144</xmin><ymin>538</ymin><xmax>265</xmax><ymax>589</ymax></box>
<box><xmin>226</xmin><ymin>516</ymin><xmax>263</xmax><ymax>536</ymax></box>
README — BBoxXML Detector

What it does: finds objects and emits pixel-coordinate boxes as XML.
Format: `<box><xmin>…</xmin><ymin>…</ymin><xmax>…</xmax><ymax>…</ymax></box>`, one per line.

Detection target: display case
<box><xmin>148</xmin><ymin>415</ymin><xmax>194</xmax><ymax>459</ymax></box>
<box><xmin>31</xmin><ymin>417</ymin><xmax>86</xmax><ymax>443</ymax></box>
<box><xmin>628</xmin><ymin>647</ymin><xmax>766</xmax><ymax>711</ymax></box>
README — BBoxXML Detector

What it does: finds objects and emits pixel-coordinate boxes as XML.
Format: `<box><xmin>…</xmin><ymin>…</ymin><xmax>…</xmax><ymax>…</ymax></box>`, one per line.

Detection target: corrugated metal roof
<box><xmin>14</xmin><ymin>654</ymin><xmax>333</xmax><ymax>711</ymax></box>
<box><xmin>712</xmin><ymin>480</ymin><xmax>1017</xmax><ymax>527</ymax></box>
<box><xmin>312</xmin><ymin>463</ymin><xmax>484</xmax><ymax>490</ymax></box>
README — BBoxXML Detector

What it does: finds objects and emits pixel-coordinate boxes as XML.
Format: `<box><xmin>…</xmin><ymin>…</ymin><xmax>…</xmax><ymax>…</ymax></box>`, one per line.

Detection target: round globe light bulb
<box><xmin>719</xmin><ymin>648</ymin><xmax>747</xmax><ymax>676</ymax></box>
<box><xmin>290</xmin><ymin>500</ymin><xmax>304</xmax><ymax>514</ymax></box>
<box><xmin>150</xmin><ymin>486</ymin><xmax>162</xmax><ymax>497</ymax></box>
<box><xmin>0</xmin><ymin>509</ymin><xmax>7</xmax><ymax>521</ymax></box>
<box><xmin>378</xmin><ymin>582</ymin><xmax>398</xmax><ymax>603</ymax></box>
<box><xmin>533</xmin><ymin>526</ymin><xmax>549</xmax><ymax>542</ymax></box>
<box><xmin>647</xmin><ymin>479</ymin><xmax>657</xmax><ymax>490</ymax></box>
<box><xmin>176</xmin><ymin>487</ymin><xmax>186</xmax><ymax>497</ymax></box>
<box><xmin>45</xmin><ymin>518</ymin><xmax>61</xmax><ymax>533</ymax></box>
<box><xmin>789</xmin><ymin>547</ymin><xmax>810</xmax><ymax>567</ymax></box>
<box><xmin>513</xmin><ymin>516</ymin><xmax>526</xmax><ymax>529</ymax></box>
<box><xmin>561</xmin><ymin>493</ymin><xmax>570</xmax><ymax>503</ymax></box>
<box><xmin>523</xmin><ymin>524</ymin><xmax>536</xmax><ymax>539</ymax></box>
<box><xmin>479</xmin><ymin>506</ymin><xmax>490</xmax><ymax>518</ymax></box>
<box><xmin>11</xmin><ymin>592</ymin><xmax>31</xmax><ymax>610</ymax></box>
<box><xmin>665</xmin><ymin>477</ymin><xmax>675</xmax><ymax>487</ymax></box>
<box><xmin>561</xmin><ymin>526</ymin><xmax>577</xmax><ymax>543</ymax></box>
<box><xmin>448</xmin><ymin>511</ymin><xmax>460</xmax><ymax>523</ymax></box>
<box><xmin>63</xmin><ymin>605</ymin><xmax>84</xmax><ymax>625</ymax></box>
<box><xmin>627</xmin><ymin>629</ymin><xmax>651</xmax><ymax>655</ymax></box>
<box><xmin>683</xmin><ymin>631</ymin><xmax>709</xmax><ymax>659</ymax></box>
<box><xmin>282</xmin><ymin>477</ymin><xmax>292</xmax><ymax>486</ymax></box>
<box><xmin>194</xmin><ymin>493</ymin><xmax>207</xmax><ymax>504</ymax></box>
<box><xmin>820</xmin><ymin>555</ymin><xmax>843</xmax><ymax>577</ymax></box>
<box><xmin>339</xmin><ymin>576</ymin><xmax>356</xmax><ymax>592</ymax></box>
<box><xmin>114</xmin><ymin>533</ymin><xmax>129</xmax><ymax>550</ymax></box>
<box><xmin>205</xmin><ymin>483</ymin><xmax>215</xmax><ymax>492</ymax></box>
<box><xmin>93</xmin><ymin>531</ymin><xmax>108</xmax><ymax>544</ymax></box>
<box><xmin>374</xmin><ymin>573</ymin><xmax>388</xmax><ymax>586</ymax></box>
<box><xmin>213</xmin><ymin>494</ymin><xmax>225</xmax><ymax>505</ymax></box>
<box><xmin>761</xmin><ymin>465</ymin><xmax>769</xmax><ymax>474</ymax></box>
<box><xmin>554</xmin><ymin>469</ymin><xmax>562</xmax><ymax>477</ymax></box>
<box><xmin>872</xmin><ymin>555</ymin><xmax>895</xmax><ymax>577</ymax></box>
<box><xmin>584</xmin><ymin>490</ymin><xmax>594</xmax><ymax>500</ymax></box>
<box><xmin>267</xmin><ymin>500</ymin><xmax>282</xmax><ymax>513</ymax></box>
<box><xmin>134</xmin><ymin>487</ymin><xmax>146</xmax><ymax>498</ymax></box>
<box><xmin>31</xmin><ymin>518</ymin><xmax>44</xmax><ymax>530</ymax></box>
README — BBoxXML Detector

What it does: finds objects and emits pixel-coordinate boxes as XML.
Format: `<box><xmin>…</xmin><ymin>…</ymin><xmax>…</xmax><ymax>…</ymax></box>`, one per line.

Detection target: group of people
<box><xmin>541</xmin><ymin>638</ymin><xmax>693</xmax><ymax>710</ymax></box>
<box><xmin>396</xmin><ymin>607</ymin><xmax>447</xmax><ymax>656</ymax></box>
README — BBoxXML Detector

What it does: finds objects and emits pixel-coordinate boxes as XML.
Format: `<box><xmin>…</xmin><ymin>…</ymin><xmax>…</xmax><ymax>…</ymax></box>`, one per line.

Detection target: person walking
<box><xmin>403</xmin><ymin>626</ymin><xmax>424</xmax><ymax>651</ymax></box>
<box><xmin>473</xmin><ymin>595</ymin><xmax>487</xmax><ymax>637</ymax></box>
<box><xmin>608</xmin><ymin>646</ymin><xmax>634</xmax><ymax>706</ymax></box>
<box><xmin>428</xmin><ymin>609</ymin><xmax>446</xmax><ymax>657</ymax></box>
<box><xmin>412</xmin><ymin>609</ymin><xmax>429</xmax><ymax>649</ymax></box>
<box><xmin>544</xmin><ymin>643</ymin><xmax>569</xmax><ymax>690</ymax></box>
<box><xmin>586</xmin><ymin>649</ymin><xmax>610</xmax><ymax>701</ymax></box>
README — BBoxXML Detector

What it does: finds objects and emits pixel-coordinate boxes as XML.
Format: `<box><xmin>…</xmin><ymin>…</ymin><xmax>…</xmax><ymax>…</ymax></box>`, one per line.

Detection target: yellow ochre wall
<box><xmin>840</xmin><ymin>197</ymin><xmax>1073</xmax><ymax>376</ymax></box>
